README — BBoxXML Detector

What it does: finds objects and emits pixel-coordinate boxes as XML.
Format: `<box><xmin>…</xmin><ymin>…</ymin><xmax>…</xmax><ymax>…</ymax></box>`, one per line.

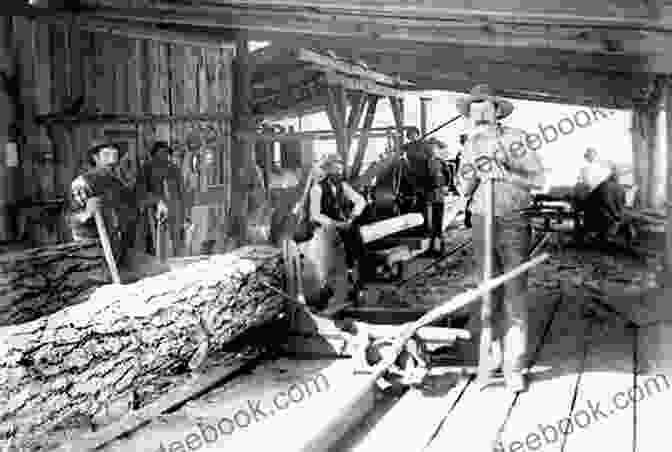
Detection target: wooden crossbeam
<box><xmin>293</xmin><ymin>47</ymin><xmax>414</xmax><ymax>87</ymax></box>
<box><xmin>325</xmin><ymin>84</ymin><xmax>349</xmax><ymax>165</ymax></box>
<box><xmin>322</xmin><ymin>72</ymin><xmax>405</xmax><ymax>97</ymax></box>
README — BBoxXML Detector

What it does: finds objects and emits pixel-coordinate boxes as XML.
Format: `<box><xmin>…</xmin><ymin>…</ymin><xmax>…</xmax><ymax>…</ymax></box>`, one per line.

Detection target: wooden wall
<box><xmin>0</xmin><ymin>16</ymin><xmax>233</xmax><ymax>252</ymax></box>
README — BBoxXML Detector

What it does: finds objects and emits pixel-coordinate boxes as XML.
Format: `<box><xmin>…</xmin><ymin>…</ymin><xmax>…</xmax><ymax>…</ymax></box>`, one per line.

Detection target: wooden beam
<box><xmin>35</xmin><ymin>112</ymin><xmax>233</xmax><ymax>126</ymax></box>
<box><xmin>345</xmin><ymin>92</ymin><xmax>366</xmax><ymax>144</ymax></box>
<box><xmin>30</xmin><ymin>13</ymin><xmax>236</xmax><ymax>49</ymax></box>
<box><xmin>665</xmin><ymin>77</ymin><xmax>672</xmax><ymax>282</ymax></box>
<box><xmin>293</xmin><ymin>47</ymin><xmax>414</xmax><ymax>87</ymax></box>
<box><xmin>325</xmin><ymin>85</ymin><xmax>349</xmax><ymax>164</ymax></box>
<box><xmin>69</xmin><ymin>3</ymin><xmax>672</xmax><ymax>59</ymax></box>
<box><xmin>350</xmin><ymin>95</ymin><xmax>378</xmax><ymax>179</ymax></box>
<box><xmin>235</xmin><ymin>124</ymin><xmax>407</xmax><ymax>142</ymax></box>
<box><xmin>321</xmin><ymin>71</ymin><xmax>405</xmax><ymax>97</ymax></box>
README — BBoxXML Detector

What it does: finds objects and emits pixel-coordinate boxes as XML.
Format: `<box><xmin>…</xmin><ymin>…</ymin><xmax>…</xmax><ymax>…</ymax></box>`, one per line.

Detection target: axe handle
<box><xmin>93</xmin><ymin>207</ymin><xmax>122</xmax><ymax>284</ymax></box>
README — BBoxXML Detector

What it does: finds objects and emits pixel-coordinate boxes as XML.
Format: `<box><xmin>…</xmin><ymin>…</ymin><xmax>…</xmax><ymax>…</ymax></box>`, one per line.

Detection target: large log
<box><xmin>0</xmin><ymin>239</ymin><xmax>108</xmax><ymax>327</ymax></box>
<box><xmin>0</xmin><ymin>245</ymin><xmax>286</xmax><ymax>451</ymax></box>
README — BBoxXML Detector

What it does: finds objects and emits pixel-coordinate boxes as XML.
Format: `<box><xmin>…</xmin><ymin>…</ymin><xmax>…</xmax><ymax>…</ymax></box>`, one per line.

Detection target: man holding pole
<box><xmin>457</xmin><ymin>85</ymin><xmax>545</xmax><ymax>393</ymax></box>
<box><xmin>67</xmin><ymin>140</ymin><xmax>169</xmax><ymax>283</ymax></box>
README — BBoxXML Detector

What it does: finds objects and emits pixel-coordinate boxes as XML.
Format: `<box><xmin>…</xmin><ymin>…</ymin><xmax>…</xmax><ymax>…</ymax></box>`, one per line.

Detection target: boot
<box><xmin>309</xmin><ymin>285</ymin><xmax>333</xmax><ymax>312</ymax></box>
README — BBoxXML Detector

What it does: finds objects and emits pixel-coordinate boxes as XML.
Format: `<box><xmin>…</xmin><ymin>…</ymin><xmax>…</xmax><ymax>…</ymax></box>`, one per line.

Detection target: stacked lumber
<box><xmin>0</xmin><ymin>245</ymin><xmax>286</xmax><ymax>451</ymax></box>
<box><xmin>0</xmin><ymin>239</ymin><xmax>107</xmax><ymax>326</ymax></box>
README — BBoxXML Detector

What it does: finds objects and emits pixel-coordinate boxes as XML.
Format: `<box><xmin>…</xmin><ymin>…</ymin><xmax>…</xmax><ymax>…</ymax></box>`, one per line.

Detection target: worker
<box><xmin>575</xmin><ymin>147</ymin><xmax>626</xmax><ymax>242</ymax></box>
<box><xmin>308</xmin><ymin>153</ymin><xmax>368</xmax><ymax>308</ymax></box>
<box><xmin>457</xmin><ymin>84</ymin><xmax>546</xmax><ymax>393</ymax></box>
<box><xmin>137</xmin><ymin>141</ymin><xmax>185</xmax><ymax>257</ymax></box>
<box><xmin>67</xmin><ymin>140</ymin><xmax>169</xmax><ymax>283</ymax></box>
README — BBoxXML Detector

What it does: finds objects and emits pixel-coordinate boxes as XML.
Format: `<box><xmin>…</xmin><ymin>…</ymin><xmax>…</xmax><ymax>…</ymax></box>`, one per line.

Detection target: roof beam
<box><xmin>47</xmin><ymin>3</ymin><xmax>672</xmax><ymax>63</ymax></box>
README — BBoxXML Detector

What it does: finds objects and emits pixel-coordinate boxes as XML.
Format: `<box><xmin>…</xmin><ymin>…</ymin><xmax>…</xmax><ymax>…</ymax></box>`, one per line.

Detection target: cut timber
<box><xmin>359</xmin><ymin>213</ymin><xmax>425</xmax><ymax>244</ymax></box>
<box><xmin>0</xmin><ymin>239</ymin><xmax>107</xmax><ymax>327</ymax></box>
<box><xmin>0</xmin><ymin>246</ymin><xmax>286</xmax><ymax>451</ymax></box>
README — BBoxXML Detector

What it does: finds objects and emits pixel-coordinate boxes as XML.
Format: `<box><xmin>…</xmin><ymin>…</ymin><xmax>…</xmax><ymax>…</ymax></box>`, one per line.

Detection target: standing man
<box><xmin>137</xmin><ymin>141</ymin><xmax>185</xmax><ymax>257</ymax></box>
<box><xmin>68</xmin><ymin>140</ymin><xmax>169</xmax><ymax>282</ymax></box>
<box><xmin>457</xmin><ymin>85</ymin><xmax>545</xmax><ymax>393</ymax></box>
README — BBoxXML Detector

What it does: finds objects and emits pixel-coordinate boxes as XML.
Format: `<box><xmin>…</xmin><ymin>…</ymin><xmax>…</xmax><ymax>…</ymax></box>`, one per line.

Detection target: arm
<box><xmin>309</xmin><ymin>184</ymin><xmax>335</xmax><ymax>227</ymax></box>
<box><xmin>505</xmin><ymin>148</ymin><xmax>546</xmax><ymax>190</ymax></box>
<box><xmin>69</xmin><ymin>176</ymin><xmax>95</xmax><ymax>224</ymax></box>
<box><xmin>341</xmin><ymin>182</ymin><xmax>367</xmax><ymax>218</ymax></box>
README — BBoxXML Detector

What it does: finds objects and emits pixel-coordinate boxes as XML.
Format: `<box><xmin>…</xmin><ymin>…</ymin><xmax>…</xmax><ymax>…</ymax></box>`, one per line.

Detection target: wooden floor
<box><xmin>339</xmin><ymin>281</ymin><xmax>670</xmax><ymax>452</ymax></box>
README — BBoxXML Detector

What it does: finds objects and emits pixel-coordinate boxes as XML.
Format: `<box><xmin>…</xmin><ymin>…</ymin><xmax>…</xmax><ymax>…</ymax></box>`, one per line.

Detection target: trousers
<box><xmin>471</xmin><ymin>214</ymin><xmax>530</xmax><ymax>374</ymax></box>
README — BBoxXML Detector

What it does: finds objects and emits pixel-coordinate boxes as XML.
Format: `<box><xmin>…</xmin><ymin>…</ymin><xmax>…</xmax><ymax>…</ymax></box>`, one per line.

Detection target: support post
<box><xmin>230</xmin><ymin>34</ymin><xmax>256</xmax><ymax>246</ymax></box>
<box><xmin>420</xmin><ymin>97</ymin><xmax>430</xmax><ymax>136</ymax></box>
<box><xmin>664</xmin><ymin>78</ymin><xmax>672</xmax><ymax>281</ymax></box>
<box><xmin>389</xmin><ymin>96</ymin><xmax>404</xmax><ymax>149</ymax></box>
<box><xmin>350</xmin><ymin>95</ymin><xmax>378</xmax><ymax>180</ymax></box>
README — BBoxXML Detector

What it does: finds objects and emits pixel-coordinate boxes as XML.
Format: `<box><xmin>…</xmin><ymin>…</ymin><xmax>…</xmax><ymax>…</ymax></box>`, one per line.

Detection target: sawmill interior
<box><xmin>2</xmin><ymin>1</ymin><xmax>672</xmax><ymax>450</ymax></box>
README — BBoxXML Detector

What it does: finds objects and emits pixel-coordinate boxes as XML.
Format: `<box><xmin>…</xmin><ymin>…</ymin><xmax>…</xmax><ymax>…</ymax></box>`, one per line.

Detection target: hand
<box><xmin>157</xmin><ymin>199</ymin><xmax>169</xmax><ymax>219</ymax></box>
<box><xmin>85</xmin><ymin>197</ymin><xmax>103</xmax><ymax>217</ymax></box>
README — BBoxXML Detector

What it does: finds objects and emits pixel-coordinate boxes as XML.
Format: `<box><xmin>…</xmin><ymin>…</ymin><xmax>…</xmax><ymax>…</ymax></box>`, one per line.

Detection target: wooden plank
<box><xmin>496</xmin><ymin>285</ymin><xmax>591</xmax><ymax>452</ymax></box>
<box><xmin>424</xmin><ymin>274</ymin><xmax>563</xmax><ymax>452</ymax></box>
<box><xmin>350</xmin><ymin>378</ymin><xmax>471</xmax><ymax>452</ymax></box>
<box><xmin>635</xmin><ymin>369</ymin><xmax>672</xmax><ymax>451</ymax></box>
<box><xmin>322</xmin><ymin>72</ymin><xmax>405</xmax><ymax>98</ymax></box>
<box><xmin>155</xmin><ymin>42</ymin><xmax>171</xmax><ymax>140</ymax></box>
<box><xmin>57</xmin><ymin>354</ymin><xmax>261</xmax><ymax>452</ymax></box>
<box><xmin>665</xmin><ymin>79</ymin><xmax>672</xmax><ymax>277</ymax></box>
<box><xmin>563</xmin><ymin>312</ymin><xmax>636</xmax><ymax>451</ymax></box>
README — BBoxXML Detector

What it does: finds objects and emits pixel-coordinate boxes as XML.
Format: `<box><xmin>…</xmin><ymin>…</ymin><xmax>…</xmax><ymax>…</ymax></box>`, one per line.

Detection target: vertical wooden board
<box><xmin>157</xmin><ymin>42</ymin><xmax>171</xmax><ymax>140</ymax></box>
<box><xmin>563</xmin><ymin>317</ymin><xmax>636</xmax><ymax>451</ymax></box>
<box><xmin>79</xmin><ymin>30</ymin><xmax>96</xmax><ymax>170</ymax></box>
<box><xmin>111</xmin><ymin>36</ymin><xmax>128</xmax><ymax>114</ymax></box>
<box><xmin>0</xmin><ymin>17</ymin><xmax>13</xmax><ymax>241</ymax></box>
<box><xmin>169</xmin><ymin>43</ymin><xmax>186</xmax><ymax>146</ymax></box>
<box><xmin>126</xmin><ymin>38</ymin><xmax>142</xmax><ymax>177</ymax></box>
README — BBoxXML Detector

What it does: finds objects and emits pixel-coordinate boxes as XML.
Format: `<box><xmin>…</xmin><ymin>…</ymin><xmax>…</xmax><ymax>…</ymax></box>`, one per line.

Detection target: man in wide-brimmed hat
<box><xmin>68</xmin><ymin>139</ymin><xmax>169</xmax><ymax>282</ymax></box>
<box><xmin>457</xmin><ymin>85</ymin><xmax>545</xmax><ymax>394</ymax></box>
<box><xmin>305</xmin><ymin>152</ymin><xmax>368</xmax><ymax>310</ymax></box>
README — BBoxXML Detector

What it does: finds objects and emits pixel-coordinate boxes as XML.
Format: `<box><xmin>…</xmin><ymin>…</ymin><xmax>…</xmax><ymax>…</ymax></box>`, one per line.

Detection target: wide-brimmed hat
<box><xmin>456</xmin><ymin>84</ymin><xmax>514</xmax><ymax>119</ymax></box>
<box><xmin>317</xmin><ymin>152</ymin><xmax>343</xmax><ymax>169</ymax></box>
<box><xmin>149</xmin><ymin>140</ymin><xmax>173</xmax><ymax>157</ymax></box>
<box><xmin>87</xmin><ymin>139</ymin><xmax>126</xmax><ymax>165</ymax></box>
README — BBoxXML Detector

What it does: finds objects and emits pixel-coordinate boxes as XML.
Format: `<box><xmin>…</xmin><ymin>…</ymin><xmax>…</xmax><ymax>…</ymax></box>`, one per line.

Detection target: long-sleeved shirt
<box><xmin>310</xmin><ymin>176</ymin><xmax>367</xmax><ymax>226</ymax></box>
<box><xmin>68</xmin><ymin>167</ymin><xmax>138</xmax><ymax>261</ymax></box>
<box><xmin>578</xmin><ymin>160</ymin><xmax>613</xmax><ymax>191</ymax></box>
<box><xmin>460</xmin><ymin>124</ymin><xmax>545</xmax><ymax>218</ymax></box>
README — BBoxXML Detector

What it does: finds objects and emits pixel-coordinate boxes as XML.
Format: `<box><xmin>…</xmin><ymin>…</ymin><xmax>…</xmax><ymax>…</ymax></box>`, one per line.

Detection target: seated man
<box><xmin>575</xmin><ymin>147</ymin><xmax>626</xmax><ymax>241</ymax></box>
<box><xmin>68</xmin><ymin>140</ymin><xmax>170</xmax><ymax>283</ymax></box>
<box><xmin>309</xmin><ymin>153</ymin><xmax>368</xmax><ymax>307</ymax></box>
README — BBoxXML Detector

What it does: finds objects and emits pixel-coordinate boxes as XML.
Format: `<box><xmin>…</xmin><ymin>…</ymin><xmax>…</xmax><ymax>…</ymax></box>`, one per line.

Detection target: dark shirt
<box><xmin>68</xmin><ymin>167</ymin><xmax>138</xmax><ymax>261</ymax></box>
<box><xmin>318</xmin><ymin>176</ymin><xmax>353</xmax><ymax>222</ymax></box>
<box><xmin>401</xmin><ymin>140</ymin><xmax>444</xmax><ymax>195</ymax></box>
<box><xmin>138</xmin><ymin>158</ymin><xmax>183</xmax><ymax>204</ymax></box>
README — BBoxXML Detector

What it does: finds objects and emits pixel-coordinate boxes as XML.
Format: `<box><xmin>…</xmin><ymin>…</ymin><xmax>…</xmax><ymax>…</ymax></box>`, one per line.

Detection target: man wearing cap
<box><xmin>308</xmin><ymin>153</ymin><xmax>368</xmax><ymax>307</ymax></box>
<box><xmin>68</xmin><ymin>140</ymin><xmax>169</xmax><ymax>282</ymax></box>
<box><xmin>137</xmin><ymin>141</ymin><xmax>184</xmax><ymax>257</ymax></box>
<box><xmin>457</xmin><ymin>85</ymin><xmax>545</xmax><ymax>393</ymax></box>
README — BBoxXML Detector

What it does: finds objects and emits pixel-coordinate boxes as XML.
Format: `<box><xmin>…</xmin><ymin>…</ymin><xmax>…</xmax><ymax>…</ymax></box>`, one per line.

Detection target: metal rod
<box><xmin>420</xmin><ymin>114</ymin><xmax>462</xmax><ymax>141</ymax></box>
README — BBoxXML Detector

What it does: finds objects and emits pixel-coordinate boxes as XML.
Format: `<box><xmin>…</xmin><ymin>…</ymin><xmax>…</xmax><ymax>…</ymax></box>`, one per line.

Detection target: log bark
<box><xmin>0</xmin><ymin>239</ymin><xmax>108</xmax><ymax>327</ymax></box>
<box><xmin>0</xmin><ymin>245</ymin><xmax>286</xmax><ymax>450</ymax></box>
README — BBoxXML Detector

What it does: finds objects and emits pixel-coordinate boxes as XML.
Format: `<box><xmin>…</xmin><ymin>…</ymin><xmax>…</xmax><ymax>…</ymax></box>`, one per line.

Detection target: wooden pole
<box><xmin>93</xmin><ymin>207</ymin><xmax>121</xmax><ymax>284</ymax></box>
<box><xmin>664</xmin><ymin>78</ymin><xmax>672</xmax><ymax>282</ymax></box>
<box><xmin>478</xmin><ymin>176</ymin><xmax>502</xmax><ymax>379</ymax></box>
